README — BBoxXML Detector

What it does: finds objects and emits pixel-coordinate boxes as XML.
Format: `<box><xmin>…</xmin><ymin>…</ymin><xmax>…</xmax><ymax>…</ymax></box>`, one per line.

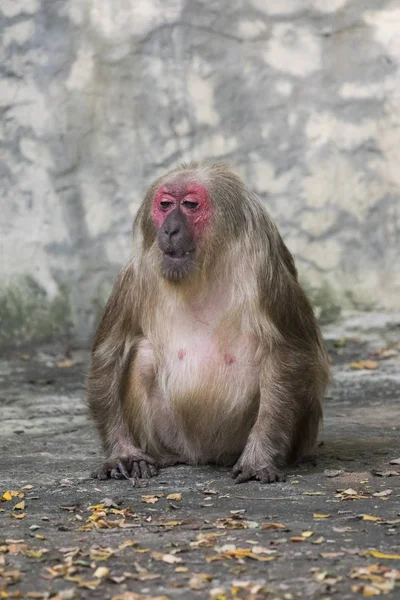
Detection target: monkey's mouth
<box><xmin>163</xmin><ymin>248</ymin><xmax>194</xmax><ymax>261</ymax></box>
<box><xmin>161</xmin><ymin>248</ymin><xmax>196</xmax><ymax>281</ymax></box>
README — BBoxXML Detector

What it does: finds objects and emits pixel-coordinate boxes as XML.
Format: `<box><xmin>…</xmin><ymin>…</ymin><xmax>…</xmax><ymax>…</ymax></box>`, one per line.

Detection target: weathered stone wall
<box><xmin>1</xmin><ymin>0</ymin><xmax>400</xmax><ymax>344</ymax></box>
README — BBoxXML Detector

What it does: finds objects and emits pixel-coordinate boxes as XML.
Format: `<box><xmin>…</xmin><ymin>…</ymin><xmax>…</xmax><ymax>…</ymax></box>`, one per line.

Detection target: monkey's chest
<box><xmin>152</xmin><ymin>329</ymin><xmax>260</xmax><ymax>460</ymax></box>
<box><xmin>162</xmin><ymin>330</ymin><xmax>259</xmax><ymax>397</ymax></box>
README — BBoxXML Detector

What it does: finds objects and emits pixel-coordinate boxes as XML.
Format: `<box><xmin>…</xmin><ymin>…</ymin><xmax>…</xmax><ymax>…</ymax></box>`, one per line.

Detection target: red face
<box><xmin>152</xmin><ymin>182</ymin><xmax>211</xmax><ymax>239</ymax></box>
<box><xmin>152</xmin><ymin>182</ymin><xmax>211</xmax><ymax>282</ymax></box>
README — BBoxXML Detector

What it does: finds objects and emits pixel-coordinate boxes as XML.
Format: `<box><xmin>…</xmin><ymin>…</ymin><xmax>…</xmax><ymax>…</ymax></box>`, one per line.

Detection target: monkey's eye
<box><xmin>160</xmin><ymin>200</ymin><xmax>173</xmax><ymax>210</ymax></box>
<box><xmin>182</xmin><ymin>200</ymin><xmax>198</xmax><ymax>209</ymax></box>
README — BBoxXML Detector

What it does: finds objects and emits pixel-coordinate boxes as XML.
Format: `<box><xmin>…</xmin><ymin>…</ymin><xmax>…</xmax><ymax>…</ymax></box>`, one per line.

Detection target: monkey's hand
<box><xmin>91</xmin><ymin>453</ymin><xmax>158</xmax><ymax>481</ymax></box>
<box><xmin>232</xmin><ymin>460</ymin><xmax>286</xmax><ymax>484</ymax></box>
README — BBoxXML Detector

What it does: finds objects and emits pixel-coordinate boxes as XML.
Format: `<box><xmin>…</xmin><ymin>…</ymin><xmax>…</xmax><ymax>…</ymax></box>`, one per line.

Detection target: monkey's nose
<box><xmin>163</xmin><ymin>222</ymin><xmax>181</xmax><ymax>239</ymax></box>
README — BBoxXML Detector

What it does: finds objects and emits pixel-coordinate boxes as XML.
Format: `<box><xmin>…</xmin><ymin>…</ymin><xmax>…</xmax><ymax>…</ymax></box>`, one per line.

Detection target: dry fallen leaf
<box><xmin>322</xmin><ymin>552</ymin><xmax>346</xmax><ymax>561</ymax></box>
<box><xmin>79</xmin><ymin>580</ymin><xmax>100</xmax><ymax>590</ymax></box>
<box><xmin>389</xmin><ymin>458</ymin><xmax>400</xmax><ymax>465</ymax></box>
<box><xmin>94</xmin><ymin>566</ymin><xmax>110</xmax><ymax>579</ymax></box>
<box><xmin>364</xmin><ymin>550</ymin><xmax>400</xmax><ymax>560</ymax></box>
<box><xmin>10</xmin><ymin>512</ymin><xmax>25</xmax><ymax>519</ymax></box>
<box><xmin>314</xmin><ymin>514</ymin><xmax>331</xmax><ymax>519</ymax></box>
<box><xmin>119</xmin><ymin>540</ymin><xmax>136</xmax><ymax>549</ymax></box>
<box><xmin>151</xmin><ymin>551</ymin><xmax>182</xmax><ymax>564</ymax></box>
<box><xmin>301</xmin><ymin>531</ymin><xmax>314</xmax><ymax>538</ymax></box>
<box><xmin>260</xmin><ymin>522</ymin><xmax>287</xmax><ymax>530</ymax></box>
<box><xmin>290</xmin><ymin>536</ymin><xmax>305</xmax><ymax>543</ymax></box>
<box><xmin>372</xmin><ymin>489</ymin><xmax>392</xmax><ymax>498</ymax></box>
<box><xmin>1</xmin><ymin>490</ymin><xmax>24</xmax><ymax>502</ymax></box>
<box><xmin>324</xmin><ymin>469</ymin><xmax>344</xmax><ymax>478</ymax></box>
<box><xmin>90</xmin><ymin>546</ymin><xmax>114</xmax><ymax>561</ymax></box>
<box><xmin>13</xmin><ymin>501</ymin><xmax>25</xmax><ymax>510</ymax></box>
<box><xmin>363</xmin><ymin>515</ymin><xmax>382</xmax><ymax>522</ymax></box>
<box><xmin>350</xmin><ymin>360</ymin><xmax>379</xmax><ymax>370</ymax></box>
<box><xmin>189</xmin><ymin>573</ymin><xmax>214</xmax><ymax>590</ymax></box>
<box><xmin>57</xmin><ymin>359</ymin><xmax>73</xmax><ymax>368</ymax></box>
<box><xmin>371</xmin><ymin>469</ymin><xmax>399</xmax><ymax>477</ymax></box>
<box><xmin>167</xmin><ymin>493</ymin><xmax>182</xmax><ymax>501</ymax></box>
<box><xmin>141</xmin><ymin>495</ymin><xmax>161</xmax><ymax>504</ymax></box>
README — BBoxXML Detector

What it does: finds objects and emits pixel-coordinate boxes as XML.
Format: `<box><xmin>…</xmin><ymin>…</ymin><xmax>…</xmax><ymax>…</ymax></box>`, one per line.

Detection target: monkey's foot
<box><xmin>232</xmin><ymin>462</ymin><xmax>286</xmax><ymax>484</ymax></box>
<box><xmin>91</xmin><ymin>454</ymin><xmax>158</xmax><ymax>481</ymax></box>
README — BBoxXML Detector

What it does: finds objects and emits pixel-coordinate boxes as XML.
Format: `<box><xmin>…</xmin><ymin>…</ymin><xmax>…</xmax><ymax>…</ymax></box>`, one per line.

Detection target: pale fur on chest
<box><xmin>133</xmin><ymin>280</ymin><xmax>261</xmax><ymax>463</ymax></box>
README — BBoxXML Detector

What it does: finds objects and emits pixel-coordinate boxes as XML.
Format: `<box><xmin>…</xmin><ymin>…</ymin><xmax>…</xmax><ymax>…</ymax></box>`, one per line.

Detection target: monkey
<box><xmin>87</xmin><ymin>161</ymin><xmax>329</xmax><ymax>484</ymax></box>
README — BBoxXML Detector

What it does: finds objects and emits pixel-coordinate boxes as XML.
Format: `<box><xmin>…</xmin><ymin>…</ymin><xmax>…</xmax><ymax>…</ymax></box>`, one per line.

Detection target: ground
<box><xmin>1</xmin><ymin>311</ymin><xmax>399</xmax><ymax>600</ymax></box>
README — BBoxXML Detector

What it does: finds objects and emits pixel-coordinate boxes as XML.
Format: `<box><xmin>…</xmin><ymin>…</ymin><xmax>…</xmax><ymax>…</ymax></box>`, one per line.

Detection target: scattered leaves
<box><xmin>1</xmin><ymin>490</ymin><xmax>24</xmax><ymax>502</ymax></box>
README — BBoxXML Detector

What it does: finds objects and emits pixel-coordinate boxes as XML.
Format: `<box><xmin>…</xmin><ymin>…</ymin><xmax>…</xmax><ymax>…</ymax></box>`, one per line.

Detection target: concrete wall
<box><xmin>1</xmin><ymin>0</ymin><xmax>400</xmax><ymax>344</ymax></box>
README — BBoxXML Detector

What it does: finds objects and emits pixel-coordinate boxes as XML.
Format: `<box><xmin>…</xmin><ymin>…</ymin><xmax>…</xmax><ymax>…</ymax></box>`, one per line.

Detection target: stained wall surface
<box><xmin>1</xmin><ymin>0</ymin><xmax>400</xmax><ymax>343</ymax></box>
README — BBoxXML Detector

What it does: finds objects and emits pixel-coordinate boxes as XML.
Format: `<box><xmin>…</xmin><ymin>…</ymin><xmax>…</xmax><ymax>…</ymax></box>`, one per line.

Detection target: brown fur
<box><xmin>87</xmin><ymin>161</ymin><xmax>330</xmax><ymax>483</ymax></box>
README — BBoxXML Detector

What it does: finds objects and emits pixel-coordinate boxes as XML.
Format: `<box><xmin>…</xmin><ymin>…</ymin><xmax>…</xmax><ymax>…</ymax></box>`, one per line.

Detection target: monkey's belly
<box><xmin>131</xmin><ymin>335</ymin><xmax>260</xmax><ymax>464</ymax></box>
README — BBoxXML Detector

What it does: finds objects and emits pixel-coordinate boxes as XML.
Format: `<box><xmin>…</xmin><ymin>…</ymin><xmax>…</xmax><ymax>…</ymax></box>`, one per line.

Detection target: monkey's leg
<box><xmin>89</xmin><ymin>340</ymin><xmax>159</xmax><ymax>482</ymax></box>
<box><xmin>232</xmin><ymin>349</ymin><xmax>322</xmax><ymax>484</ymax></box>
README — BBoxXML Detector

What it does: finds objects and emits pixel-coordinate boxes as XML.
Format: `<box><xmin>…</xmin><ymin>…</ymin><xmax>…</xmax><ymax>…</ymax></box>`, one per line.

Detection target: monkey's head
<box><xmin>138</xmin><ymin>162</ymin><xmax>252</xmax><ymax>283</ymax></box>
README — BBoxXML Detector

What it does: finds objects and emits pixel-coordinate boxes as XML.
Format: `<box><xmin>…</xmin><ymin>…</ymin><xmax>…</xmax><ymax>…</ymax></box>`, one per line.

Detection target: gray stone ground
<box><xmin>1</xmin><ymin>311</ymin><xmax>400</xmax><ymax>600</ymax></box>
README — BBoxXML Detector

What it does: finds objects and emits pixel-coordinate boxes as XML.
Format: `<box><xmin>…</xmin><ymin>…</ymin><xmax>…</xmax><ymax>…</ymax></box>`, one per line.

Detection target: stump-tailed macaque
<box><xmin>88</xmin><ymin>161</ymin><xmax>329</xmax><ymax>484</ymax></box>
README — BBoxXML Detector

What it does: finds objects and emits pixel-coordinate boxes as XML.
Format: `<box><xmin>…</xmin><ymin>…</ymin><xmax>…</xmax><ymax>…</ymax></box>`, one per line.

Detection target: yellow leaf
<box><xmin>301</xmin><ymin>531</ymin><xmax>314</xmax><ymax>538</ymax></box>
<box><xmin>314</xmin><ymin>513</ymin><xmax>331</xmax><ymax>519</ymax></box>
<box><xmin>350</xmin><ymin>360</ymin><xmax>379</xmax><ymax>370</ymax></box>
<box><xmin>2</xmin><ymin>490</ymin><xmax>23</xmax><ymax>502</ymax></box>
<box><xmin>13</xmin><ymin>501</ymin><xmax>25</xmax><ymax>511</ymax></box>
<box><xmin>57</xmin><ymin>359</ymin><xmax>73</xmax><ymax>368</ymax></box>
<box><xmin>21</xmin><ymin>485</ymin><xmax>33</xmax><ymax>490</ymax></box>
<box><xmin>23</xmin><ymin>549</ymin><xmax>44</xmax><ymax>558</ymax></box>
<box><xmin>141</xmin><ymin>495</ymin><xmax>159</xmax><ymax>504</ymax></box>
<box><xmin>363</xmin><ymin>515</ymin><xmax>382</xmax><ymax>521</ymax></box>
<box><xmin>94</xmin><ymin>566</ymin><xmax>109</xmax><ymax>579</ymax></box>
<box><xmin>261</xmin><ymin>523</ymin><xmax>287</xmax><ymax>530</ymax></box>
<box><xmin>79</xmin><ymin>580</ymin><xmax>100</xmax><ymax>590</ymax></box>
<box><xmin>10</xmin><ymin>512</ymin><xmax>25</xmax><ymax>519</ymax></box>
<box><xmin>365</xmin><ymin>550</ymin><xmax>400</xmax><ymax>560</ymax></box>
<box><xmin>175</xmin><ymin>567</ymin><xmax>188</xmax><ymax>572</ymax></box>
<box><xmin>119</xmin><ymin>540</ymin><xmax>135</xmax><ymax>549</ymax></box>
<box><xmin>167</xmin><ymin>493</ymin><xmax>182</xmax><ymax>501</ymax></box>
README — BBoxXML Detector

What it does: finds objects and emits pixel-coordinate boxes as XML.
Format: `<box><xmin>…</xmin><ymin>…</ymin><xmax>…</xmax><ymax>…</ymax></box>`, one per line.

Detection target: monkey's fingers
<box><xmin>234</xmin><ymin>468</ymin><xmax>254</xmax><ymax>484</ymax></box>
<box><xmin>116</xmin><ymin>459</ymin><xmax>131</xmax><ymax>479</ymax></box>
<box><xmin>256</xmin><ymin>468</ymin><xmax>286</xmax><ymax>484</ymax></box>
<box><xmin>232</xmin><ymin>465</ymin><xmax>286</xmax><ymax>484</ymax></box>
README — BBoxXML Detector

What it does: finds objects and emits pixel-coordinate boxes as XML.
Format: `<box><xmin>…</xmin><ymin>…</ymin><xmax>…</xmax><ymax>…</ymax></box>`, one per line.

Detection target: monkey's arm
<box><xmin>233</xmin><ymin>344</ymin><xmax>323</xmax><ymax>483</ymax></box>
<box><xmin>87</xmin><ymin>263</ymin><xmax>157</xmax><ymax>480</ymax></box>
<box><xmin>233</xmin><ymin>239</ymin><xmax>328</xmax><ymax>484</ymax></box>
